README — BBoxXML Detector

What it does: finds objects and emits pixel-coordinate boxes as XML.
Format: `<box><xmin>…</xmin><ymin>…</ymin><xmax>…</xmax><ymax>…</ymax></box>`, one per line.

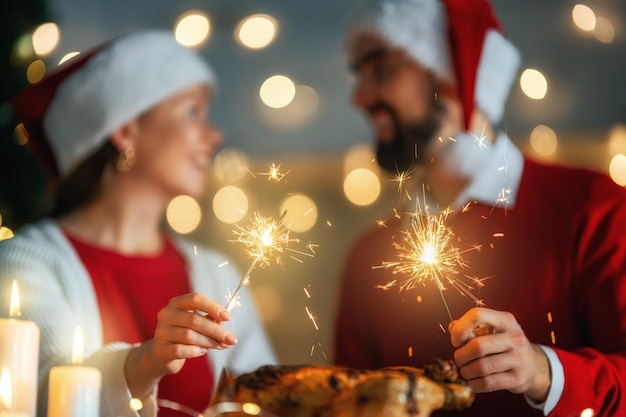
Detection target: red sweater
<box><xmin>66</xmin><ymin>234</ymin><xmax>213</xmax><ymax>416</ymax></box>
<box><xmin>334</xmin><ymin>158</ymin><xmax>626</xmax><ymax>416</ymax></box>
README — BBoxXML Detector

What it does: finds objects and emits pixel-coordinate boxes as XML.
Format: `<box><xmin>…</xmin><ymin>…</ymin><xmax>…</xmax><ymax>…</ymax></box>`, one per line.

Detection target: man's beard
<box><xmin>374</xmin><ymin>100</ymin><xmax>443</xmax><ymax>174</ymax></box>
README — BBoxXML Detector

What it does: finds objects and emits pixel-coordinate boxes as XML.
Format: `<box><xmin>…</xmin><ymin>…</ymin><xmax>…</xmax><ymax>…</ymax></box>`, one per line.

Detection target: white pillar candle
<box><xmin>0</xmin><ymin>281</ymin><xmax>40</xmax><ymax>417</ymax></box>
<box><xmin>47</xmin><ymin>327</ymin><xmax>101</xmax><ymax>417</ymax></box>
<box><xmin>0</xmin><ymin>367</ymin><xmax>29</xmax><ymax>417</ymax></box>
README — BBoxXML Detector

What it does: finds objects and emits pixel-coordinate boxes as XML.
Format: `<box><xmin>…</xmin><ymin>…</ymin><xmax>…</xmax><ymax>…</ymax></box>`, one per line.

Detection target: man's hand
<box><xmin>448</xmin><ymin>307</ymin><xmax>551</xmax><ymax>403</ymax></box>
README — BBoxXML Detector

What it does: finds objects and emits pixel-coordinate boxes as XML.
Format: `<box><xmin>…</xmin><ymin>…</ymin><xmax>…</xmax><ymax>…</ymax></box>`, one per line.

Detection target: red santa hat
<box><xmin>349</xmin><ymin>0</ymin><xmax>521</xmax><ymax>130</ymax></box>
<box><xmin>12</xmin><ymin>29</ymin><xmax>216</xmax><ymax>179</ymax></box>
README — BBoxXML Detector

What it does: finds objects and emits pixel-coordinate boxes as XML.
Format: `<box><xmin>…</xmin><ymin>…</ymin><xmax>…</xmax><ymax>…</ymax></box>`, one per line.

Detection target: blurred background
<box><xmin>1</xmin><ymin>0</ymin><xmax>625</xmax><ymax>366</ymax></box>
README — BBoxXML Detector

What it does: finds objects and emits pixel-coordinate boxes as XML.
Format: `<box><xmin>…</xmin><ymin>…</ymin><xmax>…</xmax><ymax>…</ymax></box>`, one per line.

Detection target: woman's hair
<box><xmin>49</xmin><ymin>141</ymin><xmax>118</xmax><ymax>219</ymax></box>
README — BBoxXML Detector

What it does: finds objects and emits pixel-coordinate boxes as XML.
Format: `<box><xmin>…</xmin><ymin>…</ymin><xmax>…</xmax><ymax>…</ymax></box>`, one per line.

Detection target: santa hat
<box><xmin>349</xmin><ymin>0</ymin><xmax>521</xmax><ymax>130</ymax></box>
<box><xmin>12</xmin><ymin>29</ymin><xmax>216</xmax><ymax>179</ymax></box>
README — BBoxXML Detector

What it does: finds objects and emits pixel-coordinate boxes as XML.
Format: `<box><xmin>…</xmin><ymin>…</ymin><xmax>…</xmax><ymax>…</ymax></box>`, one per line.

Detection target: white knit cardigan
<box><xmin>0</xmin><ymin>219</ymin><xmax>277</xmax><ymax>417</ymax></box>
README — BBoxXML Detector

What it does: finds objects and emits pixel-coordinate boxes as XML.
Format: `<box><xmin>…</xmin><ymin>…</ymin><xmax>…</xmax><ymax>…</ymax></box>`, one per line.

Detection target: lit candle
<box><xmin>0</xmin><ymin>367</ymin><xmax>29</xmax><ymax>417</ymax></box>
<box><xmin>0</xmin><ymin>280</ymin><xmax>40</xmax><ymax>417</ymax></box>
<box><xmin>47</xmin><ymin>326</ymin><xmax>101</xmax><ymax>417</ymax></box>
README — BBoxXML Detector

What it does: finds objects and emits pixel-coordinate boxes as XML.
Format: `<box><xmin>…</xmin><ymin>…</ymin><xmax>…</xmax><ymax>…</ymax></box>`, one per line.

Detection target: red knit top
<box><xmin>65</xmin><ymin>232</ymin><xmax>213</xmax><ymax>416</ymax></box>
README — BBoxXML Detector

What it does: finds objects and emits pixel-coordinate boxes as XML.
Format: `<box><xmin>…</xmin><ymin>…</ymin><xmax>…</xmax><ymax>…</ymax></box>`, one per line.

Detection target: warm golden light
<box><xmin>594</xmin><ymin>17</ymin><xmax>615</xmax><ymax>43</ymax></box>
<box><xmin>0</xmin><ymin>367</ymin><xmax>12</xmax><ymax>410</ymax></box>
<box><xmin>520</xmin><ymin>68</ymin><xmax>548</xmax><ymax>100</ymax></box>
<box><xmin>212</xmin><ymin>186</ymin><xmax>249</xmax><ymax>224</ymax></box>
<box><xmin>236</xmin><ymin>14</ymin><xmax>277</xmax><ymax>49</ymax></box>
<box><xmin>580</xmin><ymin>408</ymin><xmax>595</xmax><ymax>417</ymax></box>
<box><xmin>32</xmin><ymin>23</ymin><xmax>60</xmax><ymax>56</ymax></box>
<box><xmin>213</xmin><ymin>148</ymin><xmax>250</xmax><ymax>183</ymax></box>
<box><xmin>129</xmin><ymin>398</ymin><xmax>143</xmax><ymax>411</ymax></box>
<box><xmin>343</xmin><ymin>143</ymin><xmax>379</xmax><ymax>176</ymax></box>
<box><xmin>26</xmin><ymin>59</ymin><xmax>46</xmax><ymax>84</ymax></box>
<box><xmin>377</xmin><ymin>203</ymin><xmax>484</xmax><ymax>319</ymax></box>
<box><xmin>58</xmin><ymin>51</ymin><xmax>80</xmax><ymax>65</ymax></box>
<box><xmin>343</xmin><ymin>168</ymin><xmax>381</xmax><ymax>206</ymax></box>
<box><xmin>608</xmin><ymin>124</ymin><xmax>626</xmax><ymax>156</ymax></box>
<box><xmin>174</xmin><ymin>11</ymin><xmax>210</xmax><ymax>47</ymax></box>
<box><xmin>572</xmin><ymin>4</ymin><xmax>596</xmax><ymax>31</ymax></box>
<box><xmin>241</xmin><ymin>402</ymin><xmax>262</xmax><ymax>415</ymax></box>
<box><xmin>529</xmin><ymin>125</ymin><xmax>558</xmax><ymax>157</ymax></box>
<box><xmin>259</xmin><ymin>85</ymin><xmax>319</xmax><ymax>130</ymax></box>
<box><xmin>226</xmin><ymin>211</ymin><xmax>315</xmax><ymax>311</ymax></box>
<box><xmin>72</xmin><ymin>325</ymin><xmax>84</xmax><ymax>365</ymax></box>
<box><xmin>609</xmin><ymin>154</ymin><xmax>626</xmax><ymax>186</ymax></box>
<box><xmin>9</xmin><ymin>280</ymin><xmax>20</xmax><ymax>318</ymax></box>
<box><xmin>0</xmin><ymin>227</ymin><xmax>14</xmax><ymax>242</ymax></box>
<box><xmin>166</xmin><ymin>195</ymin><xmax>202</xmax><ymax>234</ymax></box>
<box><xmin>280</xmin><ymin>194</ymin><xmax>318</xmax><ymax>233</ymax></box>
<box><xmin>260</xmin><ymin>75</ymin><xmax>296</xmax><ymax>109</ymax></box>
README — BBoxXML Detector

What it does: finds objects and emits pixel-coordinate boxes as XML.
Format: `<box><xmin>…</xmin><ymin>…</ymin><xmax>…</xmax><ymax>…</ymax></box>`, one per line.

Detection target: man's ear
<box><xmin>109</xmin><ymin>119</ymin><xmax>140</xmax><ymax>152</ymax></box>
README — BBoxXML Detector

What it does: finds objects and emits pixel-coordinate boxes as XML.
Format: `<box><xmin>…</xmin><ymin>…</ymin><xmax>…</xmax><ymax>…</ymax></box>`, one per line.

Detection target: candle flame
<box><xmin>9</xmin><ymin>280</ymin><xmax>20</xmax><ymax>318</ymax></box>
<box><xmin>72</xmin><ymin>326</ymin><xmax>84</xmax><ymax>365</ymax></box>
<box><xmin>0</xmin><ymin>366</ymin><xmax>11</xmax><ymax>410</ymax></box>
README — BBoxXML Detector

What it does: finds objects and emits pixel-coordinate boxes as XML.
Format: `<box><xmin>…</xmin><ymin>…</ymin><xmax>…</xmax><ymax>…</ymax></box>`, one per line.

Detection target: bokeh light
<box><xmin>32</xmin><ymin>23</ymin><xmax>60</xmax><ymax>56</ymax></box>
<box><xmin>236</xmin><ymin>14</ymin><xmax>277</xmax><ymax>49</ymax></box>
<box><xmin>572</xmin><ymin>4</ymin><xmax>596</xmax><ymax>32</ymax></box>
<box><xmin>259</xmin><ymin>85</ymin><xmax>319</xmax><ymax>130</ymax></box>
<box><xmin>212</xmin><ymin>186</ymin><xmax>249</xmax><ymax>224</ymax></box>
<box><xmin>343</xmin><ymin>168</ymin><xmax>381</xmax><ymax>206</ymax></box>
<box><xmin>174</xmin><ymin>11</ymin><xmax>210</xmax><ymax>47</ymax></box>
<box><xmin>343</xmin><ymin>143</ymin><xmax>379</xmax><ymax>176</ymax></box>
<box><xmin>608</xmin><ymin>124</ymin><xmax>626</xmax><ymax>156</ymax></box>
<box><xmin>213</xmin><ymin>148</ymin><xmax>250</xmax><ymax>183</ymax></box>
<box><xmin>241</xmin><ymin>402</ymin><xmax>262</xmax><ymax>416</ymax></box>
<box><xmin>260</xmin><ymin>75</ymin><xmax>296</xmax><ymax>108</ymax></box>
<box><xmin>0</xmin><ymin>213</ymin><xmax>14</xmax><ymax>242</ymax></box>
<box><xmin>520</xmin><ymin>69</ymin><xmax>548</xmax><ymax>100</ymax></box>
<box><xmin>26</xmin><ymin>60</ymin><xmax>46</xmax><ymax>84</ymax></box>
<box><xmin>11</xmin><ymin>33</ymin><xmax>35</xmax><ymax>65</ymax></box>
<box><xmin>579</xmin><ymin>408</ymin><xmax>595</xmax><ymax>417</ymax></box>
<box><xmin>59</xmin><ymin>52</ymin><xmax>80</xmax><ymax>65</ymax></box>
<box><xmin>280</xmin><ymin>193</ymin><xmax>318</xmax><ymax>233</ymax></box>
<box><xmin>529</xmin><ymin>125</ymin><xmax>558</xmax><ymax>157</ymax></box>
<box><xmin>129</xmin><ymin>398</ymin><xmax>143</xmax><ymax>412</ymax></box>
<box><xmin>594</xmin><ymin>17</ymin><xmax>615</xmax><ymax>43</ymax></box>
<box><xmin>609</xmin><ymin>154</ymin><xmax>626</xmax><ymax>186</ymax></box>
<box><xmin>166</xmin><ymin>195</ymin><xmax>202</xmax><ymax>234</ymax></box>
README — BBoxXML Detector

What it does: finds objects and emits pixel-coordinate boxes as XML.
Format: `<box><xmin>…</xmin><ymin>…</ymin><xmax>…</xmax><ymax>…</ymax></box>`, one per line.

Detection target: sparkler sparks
<box><xmin>251</xmin><ymin>163</ymin><xmax>290</xmax><ymax>182</ymax></box>
<box><xmin>225</xmin><ymin>211</ymin><xmax>315</xmax><ymax>311</ymax></box>
<box><xmin>376</xmin><ymin>204</ymin><xmax>483</xmax><ymax>320</ymax></box>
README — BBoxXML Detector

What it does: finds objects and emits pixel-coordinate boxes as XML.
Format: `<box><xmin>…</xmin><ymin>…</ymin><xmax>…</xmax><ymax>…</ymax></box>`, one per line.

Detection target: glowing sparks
<box><xmin>224</xmin><ymin>211</ymin><xmax>315</xmax><ymax>311</ymax></box>
<box><xmin>376</xmin><ymin>204</ymin><xmax>483</xmax><ymax>320</ymax></box>
<box><xmin>305</xmin><ymin>306</ymin><xmax>319</xmax><ymax>330</ymax></box>
<box><xmin>252</xmin><ymin>163</ymin><xmax>290</xmax><ymax>182</ymax></box>
<box><xmin>391</xmin><ymin>167</ymin><xmax>413</xmax><ymax>193</ymax></box>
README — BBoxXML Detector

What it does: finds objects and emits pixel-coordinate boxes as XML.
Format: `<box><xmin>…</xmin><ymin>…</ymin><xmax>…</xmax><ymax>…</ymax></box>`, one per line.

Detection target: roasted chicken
<box><xmin>207</xmin><ymin>358</ymin><xmax>474</xmax><ymax>417</ymax></box>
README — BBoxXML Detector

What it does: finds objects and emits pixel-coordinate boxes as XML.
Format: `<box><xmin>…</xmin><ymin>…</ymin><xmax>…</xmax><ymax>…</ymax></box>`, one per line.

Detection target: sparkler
<box><xmin>376</xmin><ymin>201</ymin><xmax>482</xmax><ymax>321</ymax></box>
<box><xmin>225</xmin><ymin>210</ymin><xmax>315</xmax><ymax>311</ymax></box>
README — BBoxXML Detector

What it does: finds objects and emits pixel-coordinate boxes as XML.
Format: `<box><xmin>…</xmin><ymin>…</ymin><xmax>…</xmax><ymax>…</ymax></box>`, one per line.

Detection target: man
<box><xmin>333</xmin><ymin>0</ymin><xmax>626</xmax><ymax>416</ymax></box>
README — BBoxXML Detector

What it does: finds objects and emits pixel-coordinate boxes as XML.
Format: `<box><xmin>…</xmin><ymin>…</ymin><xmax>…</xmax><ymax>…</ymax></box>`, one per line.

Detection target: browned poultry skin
<box><xmin>208</xmin><ymin>359</ymin><xmax>474</xmax><ymax>417</ymax></box>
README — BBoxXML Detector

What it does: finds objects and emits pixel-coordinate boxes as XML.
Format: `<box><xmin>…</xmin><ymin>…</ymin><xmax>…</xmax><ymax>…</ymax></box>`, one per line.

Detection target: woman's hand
<box><xmin>126</xmin><ymin>292</ymin><xmax>237</xmax><ymax>398</ymax></box>
<box><xmin>448</xmin><ymin>307</ymin><xmax>551</xmax><ymax>403</ymax></box>
<box><xmin>152</xmin><ymin>292</ymin><xmax>237</xmax><ymax>374</ymax></box>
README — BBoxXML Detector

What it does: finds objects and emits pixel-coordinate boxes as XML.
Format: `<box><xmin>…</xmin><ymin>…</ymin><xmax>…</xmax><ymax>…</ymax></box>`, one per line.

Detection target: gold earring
<box><xmin>117</xmin><ymin>146</ymin><xmax>136</xmax><ymax>172</ymax></box>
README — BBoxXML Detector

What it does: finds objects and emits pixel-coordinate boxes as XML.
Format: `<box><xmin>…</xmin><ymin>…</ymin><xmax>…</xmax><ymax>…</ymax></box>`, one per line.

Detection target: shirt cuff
<box><xmin>524</xmin><ymin>345</ymin><xmax>564</xmax><ymax>416</ymax></box>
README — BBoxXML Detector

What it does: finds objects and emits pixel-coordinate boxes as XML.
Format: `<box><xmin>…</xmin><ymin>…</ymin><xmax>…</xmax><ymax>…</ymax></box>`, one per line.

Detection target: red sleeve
<box><xmin>550</xmin><ymin>175</ymin><xmax>626</xmax><ymax>416</ymax></box>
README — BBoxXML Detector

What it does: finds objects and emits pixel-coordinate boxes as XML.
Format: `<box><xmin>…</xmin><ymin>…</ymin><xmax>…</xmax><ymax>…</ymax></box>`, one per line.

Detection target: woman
<box><xmin>0</xmin><ymin>29</ymin><xmax>276</xmax><ymax>417</ymax></box>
